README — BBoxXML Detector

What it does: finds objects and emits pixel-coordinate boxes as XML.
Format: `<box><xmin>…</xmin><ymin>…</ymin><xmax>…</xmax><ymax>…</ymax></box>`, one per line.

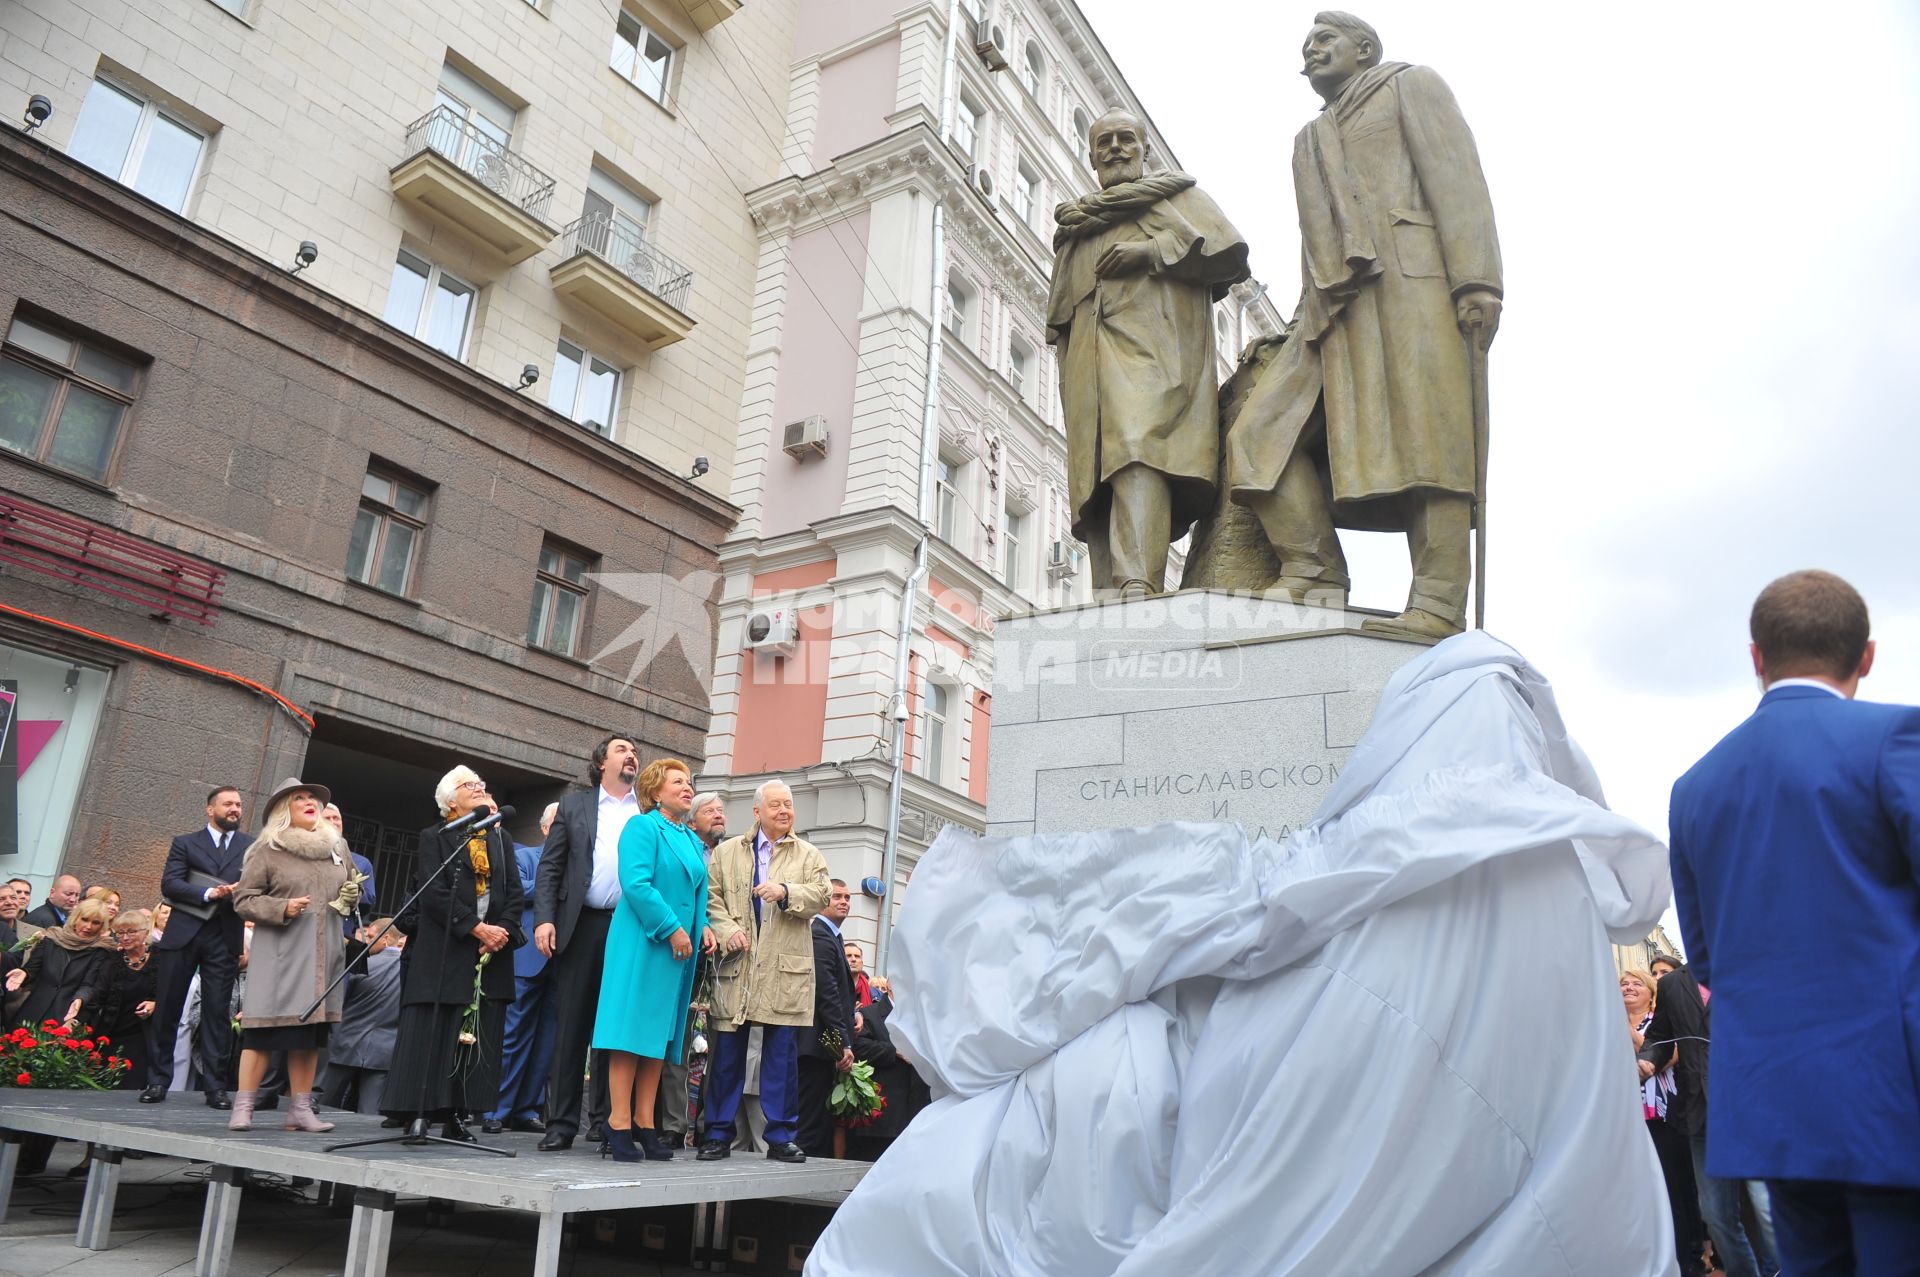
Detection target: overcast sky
<box><xmin>1082</xmin><ymin>0</ymin><xmax>1920</xmax><ymax>947</ymax></box>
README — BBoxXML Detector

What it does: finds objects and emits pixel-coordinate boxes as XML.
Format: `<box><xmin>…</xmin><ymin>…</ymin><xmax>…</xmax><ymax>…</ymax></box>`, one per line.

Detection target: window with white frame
<box><xmin>954</xmin><ymin>91</ymin><xmax>984</xmax><ymax>159</ymax></box>
<box><xmin>431</xmin><ymin>62</ymin><xmax>516</xmax><ymax>182</ymax></box>
<box><xmin>67</xmin><ymin>78</ymin><xmax>207</xmax><ymax>214</ymax></box>
<box><xmin>548</xmin><ymin>339</ymin><xmax>620</xmax><ymax>435</ymax></box>
<box><xmin>945</xmin><ymin>277</ymin><xmax>975</xmax><ymax>345</ymax></box>
<box><xmin>383</xmin><ymin>250</ymin><xmax>476</xmax><ymax>360</ymax></box>
<box><xmin>528</xmin><ymin>539</ymin><xmax>594</xmax><ymax>657</ymax></box>
<box><xmin>579</xmin><ymin>165</ymin><xmax>654</xmax><ymax>264</ymax></box>
<box><xmin>919</xmin><ymin>678</ymin><xmax>951</xmax><ymax>784</ymax></box>
<box><xmin>1013</xmin><ymin>157</ymin><xmax>1040</xmax><ymax>225</ymax></box>
<box><xmin>347</xmin><ymin>467</ymin><xmax>431</xmax><ymax>595</ymax></box>
<box><xmin>936</xmin><ymin>457</ymin><xmax>961</xmax><ymax>543</ymax></box>
<box><xmin>1009</xmin><ymin>336</ymin><xmax>1033</xmax><ymax>401</ymax></box>
<box><xmin>1003</xmin><ymin>506</ymin><xmax>1026</xmax><ymax>591</ymax></box>
<box><xmin>1072</xmin><ymin>105</ymin><xmax>1091</xmax><ymax>147</ymax></box>
<box><xmin>959</xmin><ymin>0</ymin><xmax>983</xmax><ymax>26</ymax></box>
<box><xmin>1021</xmin><ymin>43</ymin><xmax>1045</xmax><ymax>99</ymax></box>
<box><xmin>611</xmin><ymin>11</ymin><xmax>674</xmax><ymax>104</ymax></box>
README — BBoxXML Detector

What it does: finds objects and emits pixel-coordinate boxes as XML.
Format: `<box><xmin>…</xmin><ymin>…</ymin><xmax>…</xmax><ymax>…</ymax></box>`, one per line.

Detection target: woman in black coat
<box><xmin>381</xmin><ymin>767</ymin><xmax>523</xmax><ymax>1141</ymax></box>
<box><xmin>5</xmin><ymin>899</ymin><xmax>115</xmax><ymax>1031</ymax></box>
<box><xmin>97</xmin><ymin>909</ymin><xmax>160</xmax><ymax>1088</ymax></box>
<box><xmin>844</xmin><ymin>993</ymin><xmax>931</xmax><ymax>1162</ymax></box>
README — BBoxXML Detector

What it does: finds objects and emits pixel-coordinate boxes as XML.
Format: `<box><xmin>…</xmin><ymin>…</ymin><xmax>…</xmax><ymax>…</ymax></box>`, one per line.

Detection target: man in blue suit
<box><xmin>143</xmin><ymin>785</ymin><xmax>253</xmax><ymax>1107</ymax></box>
<box><xmin>1670</xmin><ymin>570</ymin><xmax>1920</xmax><ymax>1276</ymax></box>
<box><xmin>483</xmin><ymin>802</ymin><xmax>560</xmax><ymax>1134</ymax></box>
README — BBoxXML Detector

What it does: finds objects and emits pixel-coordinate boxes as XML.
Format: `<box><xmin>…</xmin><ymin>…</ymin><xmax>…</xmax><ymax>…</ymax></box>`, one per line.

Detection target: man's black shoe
<box><xmin>585</xmin><ymin>1122</ymin><xmax>605</xmax><ymax>1144</ymax></box>
<box><xmin>507</xmin><ymin>1117</ymin><xmax>546</xmax><ymax>1133</ymax></box>
<box><xmin>204</xmin><ymin>1091</ymin><xmax>232</xmax><ymax>1110</ymax></box>
<box><xmin>695</xmin><ymin>1139</ymin><xmax>731</xmax><ymax>1161</ymax></box>
<box><xmin>765</xmin><ymin>1141</ymin><xmax>806</xmax><ymax>1163</ymax></box>
<box><xmin>442</xmin><ymin>1117</ymin><xmax>476</xmax><ymax>1144</ymax></box>
<box><xmin>380</xmin><ymin>1116</ymin><xmax>405</xmax><ymax>1129</ymax></box>
<box><xmin>138</xmin><ymin>1086</ymin><xmax>166</xmax><ymax>1104</ymax></box>
<box><xmin>255</xmin><ymin>1092</ymin><xmax>280</xmax><ymax>1111</ymax></box>
<box><xmin>536</xmin><ymin>1129</ymin><xmax>574</xmax><ymax>1152</ymax></box>
<box><xmin>481</xmin><ymin>1118</ymin><xmax>505</xmax><ymax>1135</ymax></box>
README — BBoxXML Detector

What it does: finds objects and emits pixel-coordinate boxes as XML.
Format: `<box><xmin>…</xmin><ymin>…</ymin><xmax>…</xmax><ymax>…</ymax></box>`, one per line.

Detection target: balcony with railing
<box><xmin>668</xmin><ymin>0</ymin><xmax>744</xmax><ymax>31</ymax></box>
<box><xmin>549</xmin><ymin>213</ymin><xmax>696</xmax><ymax>351</ymax></box>
<box><xmin>389</xmin><ymin>106</ymin><xmax>557</xmax><ymax>264</ymax></box>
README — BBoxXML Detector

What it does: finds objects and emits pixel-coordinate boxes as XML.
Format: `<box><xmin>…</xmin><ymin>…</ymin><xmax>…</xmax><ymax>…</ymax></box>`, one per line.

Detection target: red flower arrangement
<box><xmin>0</xmin><ymin>1020</ymin><xmax>131</xmax><ymax>1090</ymax></box>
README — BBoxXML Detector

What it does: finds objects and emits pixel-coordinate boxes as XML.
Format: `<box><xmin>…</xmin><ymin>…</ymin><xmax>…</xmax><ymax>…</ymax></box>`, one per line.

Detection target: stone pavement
<box><xmin>0</xmin><ymin>1143</ymin><xmax>713</xmax><ymax>1277</ymax></box>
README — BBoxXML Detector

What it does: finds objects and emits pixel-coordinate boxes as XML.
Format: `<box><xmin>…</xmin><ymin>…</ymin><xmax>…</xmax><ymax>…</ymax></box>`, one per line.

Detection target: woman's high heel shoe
<box><xmin>635</xmin><ymin>1127</ymin><xmax>675</xmax><ymax>1161</ymax></box>
<box><xmin>602</xmin><ymin>1125</ymin><xmax>641</xmax><ymax>1163</ymax></box>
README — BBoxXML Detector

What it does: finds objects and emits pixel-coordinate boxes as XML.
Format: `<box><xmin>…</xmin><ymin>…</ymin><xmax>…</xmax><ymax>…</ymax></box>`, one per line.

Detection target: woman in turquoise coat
<box><xmin>591</xmin><ymin>757</ymin><xmax>713</xmax><ymax>1162</ymax></box>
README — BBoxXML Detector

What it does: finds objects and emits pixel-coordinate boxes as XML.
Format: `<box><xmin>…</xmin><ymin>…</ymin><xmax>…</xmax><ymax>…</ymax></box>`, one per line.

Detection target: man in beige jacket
<box><xmin>697</xmin><ymin>779</ymin><xmax>831</xmax><ymax>1163</ymax></box>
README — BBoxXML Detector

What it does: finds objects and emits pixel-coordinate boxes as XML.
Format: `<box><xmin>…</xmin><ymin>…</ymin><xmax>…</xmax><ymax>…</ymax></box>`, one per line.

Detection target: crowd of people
<box><xmin>2</xmin><ymin>737</ymin><xmax>927</xmax><ymax>1170</ymax></box>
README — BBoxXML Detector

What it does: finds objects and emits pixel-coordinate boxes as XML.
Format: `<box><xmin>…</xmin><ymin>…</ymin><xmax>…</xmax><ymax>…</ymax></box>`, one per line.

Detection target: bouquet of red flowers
<box><xmin>0</xmin><ymin>1020</ymin><xmax>132</xmax><ymax>1089</ymax></box>
<box><xmin>831</xmin><ymin>1060</ymin><xmax>887</xmax><ymax>1129</ymax></box>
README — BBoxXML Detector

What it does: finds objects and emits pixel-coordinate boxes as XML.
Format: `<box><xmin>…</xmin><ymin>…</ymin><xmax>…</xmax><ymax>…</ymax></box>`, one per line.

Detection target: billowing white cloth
<box><xmin>807</xmin><ymin>633</ymin><xmax>1677</xmax><ymax>1276</ymax></box>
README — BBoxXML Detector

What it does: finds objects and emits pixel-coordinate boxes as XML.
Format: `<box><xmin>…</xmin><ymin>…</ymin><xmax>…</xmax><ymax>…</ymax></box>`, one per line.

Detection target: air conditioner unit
<box><xmin>1046</xmin><ymin>540</ymin><xmax>1082</xmax><ymax>581</ymax></box>
<box><xmin>782</xmin><ymin>415</ymin><xmax>829</xmax><ymax>460</ymax></box>
<box><xmin>968</xmin><ymin>165</ymin><xmax>998</xmax><ymax>211</ymax></box>
<box><xmin>974</xmin><ymin>20</ymin><xmax>1010</xmax><ymax>72</ymax></box>
<box><xmin>745</xmin><ymin>607</ymin><xmax>799</xmax><ymax>657</ymax></box>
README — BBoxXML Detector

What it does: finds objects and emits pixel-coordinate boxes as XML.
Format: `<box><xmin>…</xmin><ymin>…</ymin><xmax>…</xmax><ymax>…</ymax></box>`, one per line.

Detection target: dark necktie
<box><xmin>219</xmin><ymin>831</ymin><xmax>231</xmax><ymax>862</ymax></box>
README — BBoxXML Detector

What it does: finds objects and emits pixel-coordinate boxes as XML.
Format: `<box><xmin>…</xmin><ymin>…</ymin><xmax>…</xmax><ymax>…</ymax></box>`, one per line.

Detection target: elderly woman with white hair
<box><xmin>381</xmin><ymin>765</ymin><xmax>525</xmax><ymax>1142</ymax></box>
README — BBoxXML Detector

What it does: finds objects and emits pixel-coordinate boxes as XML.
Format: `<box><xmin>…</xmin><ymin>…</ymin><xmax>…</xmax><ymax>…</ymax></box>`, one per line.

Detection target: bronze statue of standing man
<box><xmin>1048</xmin><ymin>110</ymin><xmax>1250</xmax><ymax>599</ymax></box>
<box><xmin>1229</xmin><ymin>12</ymin><xmax>1502</xmax><ymax>638</ymax></box>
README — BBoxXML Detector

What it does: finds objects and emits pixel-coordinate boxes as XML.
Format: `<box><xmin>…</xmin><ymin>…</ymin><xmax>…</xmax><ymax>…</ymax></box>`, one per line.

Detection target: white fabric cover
<box><xmin>807</xmin><ymin>632</ymin><xmax>1678</xmax><ymax>1276</ymax></box>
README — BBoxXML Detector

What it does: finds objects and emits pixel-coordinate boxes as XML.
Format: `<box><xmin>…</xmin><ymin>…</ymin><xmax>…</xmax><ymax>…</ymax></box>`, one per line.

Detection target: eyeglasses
<box><xmin>457</xmin><ymin>779</ymin><xmax>487</xmax><ymax>792</ymax></box>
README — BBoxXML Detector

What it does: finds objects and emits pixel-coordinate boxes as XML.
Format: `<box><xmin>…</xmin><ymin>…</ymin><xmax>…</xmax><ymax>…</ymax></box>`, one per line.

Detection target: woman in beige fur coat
<box><xmin>229</xmin><ymin>777</ymin><xmax>356</xmax><ymax>1133</ymax></box>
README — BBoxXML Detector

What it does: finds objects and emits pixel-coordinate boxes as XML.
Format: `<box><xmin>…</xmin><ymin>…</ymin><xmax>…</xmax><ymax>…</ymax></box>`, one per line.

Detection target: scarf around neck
<box><xmin>1053</xmin><ymin>172</ymin><xmax>1196</xmax><ymax>250</ymax></box>
<box><xmin>1294</xmin><ymin>61</ymin><xmax>1412</xmax><ymax>344</ymax></box>
<box><xmin>42</xmin><ymin>920</ymin><xmax>115</xmax><ymax>952</ymax></box>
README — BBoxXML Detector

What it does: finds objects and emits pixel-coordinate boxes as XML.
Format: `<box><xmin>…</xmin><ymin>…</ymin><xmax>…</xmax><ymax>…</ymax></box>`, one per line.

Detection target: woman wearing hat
<box><xmin>227</xmin><ymin>778</ymin><xmax>356</xmax><ymax>1133</ymax></box>
<box><xmin>382</xmin><ymin>765</ymin><xmax>524</xmax><ymax>1142</ymax></box>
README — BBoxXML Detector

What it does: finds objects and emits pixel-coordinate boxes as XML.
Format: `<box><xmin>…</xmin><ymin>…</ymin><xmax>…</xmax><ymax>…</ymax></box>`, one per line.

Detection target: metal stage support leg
<box><xmin>343</xmin><ymin>1188</ymin><xmax>397</xmax><ymax>1277</ymax></box>
<box><xmin>195</xmin><ymin>1165</ymin><xmax>244</xmax><ymax>1277</ymax></box>
<box><xmin>76</xmin><ymin>1146</ymin><xmax>124</xmax><ymax>1250</ymax></box>
<box><xmin>688</xmin><ymin>1202</ymin><xmax>710</xmax><ymax>1270</ymax></box>
<box><xmin>0</xmin><ymin>1133</ymin><xmax>20</xmax><ymax>1226</ymax></box>
<box><xmin>532</xmin><ymin>1211</ymin><xmax>565</xmax><ymax>1277</ymax></box>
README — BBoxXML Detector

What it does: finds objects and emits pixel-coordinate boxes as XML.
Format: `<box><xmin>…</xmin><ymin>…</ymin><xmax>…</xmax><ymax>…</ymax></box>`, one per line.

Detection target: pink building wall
<box><xmin>762</xmin><ymin>215</ymin><xmax>869</xmax><ymax>539</ymax></box>
<box><xmin>794</xmin><ymin>0</ymin><xmax>903</xmax><ymax>61</ymax></box>
<box><xmin>732</xmin><ymin>558</ymin><xmax>838</xmax><ymax>773</ymax></box>
<box><xmin>811</xmin><ymin>36</ymin><xmax>903</xmax><ymax>167</ymax></box>
<box><xmin>969</xmin><ymin>690</ymin><xmax>991</xmax><ymax>804</ymax></box>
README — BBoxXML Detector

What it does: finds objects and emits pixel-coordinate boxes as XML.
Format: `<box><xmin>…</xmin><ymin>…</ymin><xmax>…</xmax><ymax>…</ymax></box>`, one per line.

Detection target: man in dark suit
<box><xmin>1670</xmin><ymin>570</ymin><xmax>1920</xmax><ymax>1275</ymax></box>
<box><xmin>144</xmin><ymin>785</ymin><xmax>252</xmax><ymax>1107</ymax></box>
<box><xmin>531</xmin><ymin>735</ymin><xmax>640</xmax><ymax>1151</ymax></box>
<box><xmin>23</xmin><ymin>873</ymin><xmax>81</xmax><ymax>929</ymax></box>
<box><xmin>797</xmin><ymin>879</ymin><xmax>857</xmax><ymax>1158</ymax></box>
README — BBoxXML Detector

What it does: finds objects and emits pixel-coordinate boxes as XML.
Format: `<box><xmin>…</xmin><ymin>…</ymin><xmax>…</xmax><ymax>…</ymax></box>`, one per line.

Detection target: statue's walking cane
<box><xmin>1469</xmin><ymin>319</ymin><xmax>1491</xmax><ymax>631</ymax></box>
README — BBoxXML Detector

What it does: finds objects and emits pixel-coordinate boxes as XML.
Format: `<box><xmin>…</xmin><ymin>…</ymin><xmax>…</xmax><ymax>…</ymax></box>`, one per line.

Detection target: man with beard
<box><xmin>691</xmin><ymin>792</ymin><xmax>727</xmax><ymax>851</ymax></box>
<box><xmin>145</xmin><ymin>786</ymin><xmax>253</xmax><ymax>1107</ymax></box>
<box><xmin>1047</xmin><ymin>108</ymin><xmax>1250</xmax><ymax>598</ymax></box>
<box><xmin>1228</xmin><ymin>11</ymin><xmax>1501</xmax><ymax>638</ymax></box>
<box><xmin>533</xmin><ymin>736</ymin><xmax>641</xmax><ymax>1150</ymax></box>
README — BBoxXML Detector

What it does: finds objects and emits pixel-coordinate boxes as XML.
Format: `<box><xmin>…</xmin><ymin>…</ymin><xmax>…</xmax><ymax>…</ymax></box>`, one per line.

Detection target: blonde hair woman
<box><xmin>228</xmin><ymin>779</ymin><xmax>355</xmax><ymax>1133</ymax></box>
<box><xmin>5</xmin><ymin>897</ymin><xmax>114</xmax><ymax>1030</ymax></box>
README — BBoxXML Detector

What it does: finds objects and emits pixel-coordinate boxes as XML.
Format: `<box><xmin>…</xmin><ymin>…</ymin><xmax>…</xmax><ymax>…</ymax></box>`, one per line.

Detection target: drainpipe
<box><xmin>875</xmin><ymin>0</ymin><xmax>961</xmax><ymax>978</ymax></box>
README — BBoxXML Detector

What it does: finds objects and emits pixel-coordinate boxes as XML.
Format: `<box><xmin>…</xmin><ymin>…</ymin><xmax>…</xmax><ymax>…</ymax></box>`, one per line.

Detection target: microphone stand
<box><xmin>314</xmin><ymin>817</ymin><xmax>515</xmax><ymax>1158</ymax></box>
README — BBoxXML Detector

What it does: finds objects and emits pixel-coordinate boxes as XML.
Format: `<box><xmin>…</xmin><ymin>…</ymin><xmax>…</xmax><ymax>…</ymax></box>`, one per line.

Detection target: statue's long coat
<box><xmin>1230</xmin><ymin>64</ymin><xmax>1501</xmax><ymax>531</ymax></box>
<box><xmin>1047</xmin><ymin>186</ymin><xmax>1249</xmax><ymax>542</ymax></box>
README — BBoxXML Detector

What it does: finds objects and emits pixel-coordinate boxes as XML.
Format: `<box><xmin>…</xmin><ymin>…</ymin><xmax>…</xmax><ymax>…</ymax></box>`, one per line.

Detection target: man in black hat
<box><xmin>144</xmin><ymin>785</ymin><xmax>254</xmax><ymax>1107</ymax></box>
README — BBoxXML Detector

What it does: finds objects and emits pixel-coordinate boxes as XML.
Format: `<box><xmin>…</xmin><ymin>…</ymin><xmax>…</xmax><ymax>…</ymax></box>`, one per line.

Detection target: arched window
<box><xmin>1021</xmin><ymin>43</ymin><xmax>1044</xmax><ymax>99</ymax></box>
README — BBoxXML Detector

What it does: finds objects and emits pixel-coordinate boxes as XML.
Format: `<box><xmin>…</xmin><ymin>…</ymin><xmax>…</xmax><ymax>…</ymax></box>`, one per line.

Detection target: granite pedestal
<box><xmin>985</xmin><ymin>591</ymin><xmax>1432</xmax><ymax>839</ymax></box>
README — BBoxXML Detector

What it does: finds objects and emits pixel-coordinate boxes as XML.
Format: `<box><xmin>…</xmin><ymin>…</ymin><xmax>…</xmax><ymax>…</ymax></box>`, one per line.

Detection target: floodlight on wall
<box><xmin>288</xmin><ymin>240</ymin><xmax>318</xmax><ymax>275</ymax></box>
<box><xmin>685</xmin><ymin>456</ymin><xmax>710</xmax><ymax>482</ymax></box>
<box><xmin>514</xmin><ymin>364</ymin><xmax>540</xmax><ymax>393</ymax></box>
<box><xmin>63</xmin><ymin>665</ymin><xmax>80</xmax><ymax>695</ymax></box>
<box><xmin>23</xmin><ymin>95</ymin><xmax>53</xmax><ymax>134</ymax></box>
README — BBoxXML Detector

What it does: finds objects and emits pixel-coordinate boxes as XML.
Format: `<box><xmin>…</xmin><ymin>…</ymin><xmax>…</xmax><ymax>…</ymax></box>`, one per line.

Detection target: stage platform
<box><xmin>0</xmin><ymin>1091</ymin><xmax>866</xmax><ymax>1276</ymax></box>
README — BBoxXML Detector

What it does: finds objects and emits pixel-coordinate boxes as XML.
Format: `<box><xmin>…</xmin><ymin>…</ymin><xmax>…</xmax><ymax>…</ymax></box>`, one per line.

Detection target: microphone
<box><xmin>435</xmin><ymin>807</ymin><xmax>488</xmax><ymax>836</ymax></box>
<box><xmin>468</xmin><ymin>804</ymin><xmax>515</xmax><ymax>836</ymax></box>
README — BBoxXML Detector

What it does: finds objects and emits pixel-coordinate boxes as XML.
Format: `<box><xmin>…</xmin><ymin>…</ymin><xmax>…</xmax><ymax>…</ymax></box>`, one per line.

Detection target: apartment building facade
<box><xmin>700</xmin><ymin>0</ymin><xmax>1281</xmax><ymax>951</ymax></box>
<box><xmin>0</xmin><ymin>0</ymin><xmax>794</xmax><ymax>900</ymax></box>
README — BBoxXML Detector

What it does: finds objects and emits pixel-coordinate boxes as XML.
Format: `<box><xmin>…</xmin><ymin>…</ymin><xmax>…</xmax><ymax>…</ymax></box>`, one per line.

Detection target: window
<box><xmin>208</xmin><ymin>0</ymin><xmax>247</xmax><ymax>15</ymax></box>
<box><xmin>1009</xmin><ymin>336</ymin><xmax>1033</xmax><ymax>401</ymax></box>
<box><xmin>959</xmin><ymin>0</ymin><xmax>983</xmax><ymax>26</ymax></box>
<box><xmin>1003</xmin><ymin>507</ymin><xmax>1026</xmax><ymax>590</ymax></box>
<box><xmin>67</xmin><ymin>78</ymin><xmax>206</xmax><ymax>214</ymax></box>
<box><xmin>549</xmin><ymin>339</ymin><xmax>620</xmax><ymax>435</ymax></box>
<box><xmin>954</xmin><ymin>92</ymin><xmax>983</xmax><ymax>158</ymax></box>
<box><xmin>1021</xmin><ymin>43</ymin><xmax>1045</xmax><ymax>99</ymax></box>
<box><xmin>945</xmin><ymin>277</ymin><xmax>975</xmax><ymax>344</ymax></box>
<box><xmin>580</xmin><ymin>165</ymin><xmax>654</xmax><ymax>264</ymax></box>
<box><xmin>0</xmin><ymin>315</ymin><xmax>141</xmax><ymax>483</ymax></box>
<box><xmin>920</xmin><ymin>679</ymin><xmax>950</xmax><ymax>782</ymax></box>
<box><xmin>935</xmin><ymin>457</ymin><xmax>960</xmax><ymax>542</ymax></box>
<box><xmin>612</xmin><ymin>11</ymin><xmax>674</xmax><ymax>104</ymax></box>
<box><xmin>383</xmin><ymin>251</ymin><xmax>475</xmax><ymax>360</ymax></box>
<box><xmin>1072</xmin><ymin>105</ymin><xmax>1091</xmax><ymax>147</ymax></box>
<box><xmin>431</xmin><ymin>62</ymin><xmax>516</xmax><ymax>181</ymax></box>
<box><xmin>528</xmin><ymin>541</ymin><xmax>593</xmax><ymax>657</ymax></box>
<box><xmin>346</xmin><ymin>468</ymin><xmax>430</xmax><ymax>595</ymax></box>
<box><xmin>1013</xmin><ymin>158</ymin><xmax>1040</xmax><ymax>225</ymax></box>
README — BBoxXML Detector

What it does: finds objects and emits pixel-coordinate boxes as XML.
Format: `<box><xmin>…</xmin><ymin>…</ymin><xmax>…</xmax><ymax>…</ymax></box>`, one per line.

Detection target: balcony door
<box><xmin>433</xmin><ymin>63</ymin><xmax>516</xmax><ymax>194</ymax></box>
